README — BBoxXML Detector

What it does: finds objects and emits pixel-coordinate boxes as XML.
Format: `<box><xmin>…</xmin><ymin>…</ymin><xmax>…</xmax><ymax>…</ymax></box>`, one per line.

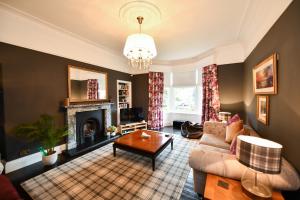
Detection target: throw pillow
<box><xmin>227</xmin><ymin>114</ymin><xmax>240</xmax><ymax>125</ymax></box>
<box><xmin>225</xmin><ymin>120</ymin><xmax>243</xmax><ymax>143</ymax></box>
<box><xmin>230</xmin><ymin>129</ymin><xmax>244</xmax><ymax>154</ymax></box>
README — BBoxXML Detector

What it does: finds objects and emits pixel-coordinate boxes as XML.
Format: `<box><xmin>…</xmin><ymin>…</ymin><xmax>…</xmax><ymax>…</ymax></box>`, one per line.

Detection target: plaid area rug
<box><xmin>21</xmin><ymin>134</ymin><xmax>198</xmax><ymax>200</ymax></box>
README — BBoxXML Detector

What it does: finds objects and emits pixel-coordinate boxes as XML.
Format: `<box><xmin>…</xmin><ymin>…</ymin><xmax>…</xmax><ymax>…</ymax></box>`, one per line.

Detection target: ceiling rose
<box><xmin>119</xmin><ymin>0</ymin><xmax>162</xmax><ymax>30</ymax></box>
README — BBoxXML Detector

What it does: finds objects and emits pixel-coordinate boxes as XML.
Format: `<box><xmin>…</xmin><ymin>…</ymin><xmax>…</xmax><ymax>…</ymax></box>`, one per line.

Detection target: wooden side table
<box><xmin>204</xmin><ymin>174</ymin><xmax>284</xmax><ymax>200</ymax></box>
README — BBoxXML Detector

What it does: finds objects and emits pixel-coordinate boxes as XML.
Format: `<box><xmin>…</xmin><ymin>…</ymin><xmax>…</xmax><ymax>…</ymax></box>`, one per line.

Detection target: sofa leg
<box><xmin>192</xmin><ymin>169</ymin><xmax>207</xmax><ymax>196</ymax></box>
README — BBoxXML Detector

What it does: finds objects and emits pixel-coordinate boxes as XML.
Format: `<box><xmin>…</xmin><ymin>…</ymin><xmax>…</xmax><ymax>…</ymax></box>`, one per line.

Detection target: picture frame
<box><xmin>253</xmin><ymin>53</ymin><xmax>278</xmax><ymax>94</ymax></box>
<box><xmin>257</xmin><ymin>95</ymin><xmax>269</xmax><ymax>125</ymax></box>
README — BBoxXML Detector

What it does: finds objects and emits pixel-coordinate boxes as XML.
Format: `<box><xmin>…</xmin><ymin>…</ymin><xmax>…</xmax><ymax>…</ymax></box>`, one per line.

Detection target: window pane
<box><xmin>163</xmin><ymin>87</ymin><xmax>170</xmax><ymax>112</ymax></box>
<box><xmin>173</xmin><ymin>87</ymin><xmax>197</xmax><ymax>112</ymax></box>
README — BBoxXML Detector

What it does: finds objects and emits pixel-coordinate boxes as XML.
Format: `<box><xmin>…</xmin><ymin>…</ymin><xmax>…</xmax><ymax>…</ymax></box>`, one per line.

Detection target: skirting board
<box><xmin>5</xmin><ymin>144</ymin><xmax>66</xmax><ymax>174</ymax></box>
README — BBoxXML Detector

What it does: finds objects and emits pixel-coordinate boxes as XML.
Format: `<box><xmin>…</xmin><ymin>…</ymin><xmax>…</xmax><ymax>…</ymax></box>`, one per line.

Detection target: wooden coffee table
<box><xmin>113</xmin><ymin>129</ymin><xmax>173</xmax><ymax>171</ymax></box>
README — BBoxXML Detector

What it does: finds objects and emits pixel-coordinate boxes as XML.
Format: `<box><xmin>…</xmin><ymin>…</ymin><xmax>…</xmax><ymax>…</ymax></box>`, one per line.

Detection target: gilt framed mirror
<box><xmin>68</xmin><ymin>65</ymin><xmax>108</xmax><ymax>103</ymax></box>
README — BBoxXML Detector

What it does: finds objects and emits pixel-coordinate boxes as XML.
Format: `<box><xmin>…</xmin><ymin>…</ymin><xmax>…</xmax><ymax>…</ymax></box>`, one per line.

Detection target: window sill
<box><xmin>164</xmin><ymin>111</ymin><xmax>201</xmax><ymax>115</ymax></box>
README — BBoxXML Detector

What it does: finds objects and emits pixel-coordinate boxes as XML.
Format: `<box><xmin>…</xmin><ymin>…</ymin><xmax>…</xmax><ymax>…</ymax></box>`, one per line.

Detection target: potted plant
<box><xmin>107</xmin><ymin>125</ymin><xmax>117</xmax><ymax>136</ymax></box>
<box><xmin>15</xmin><ymin>114</ymin><xmax>68</xmax><ymax>166</ymax></box>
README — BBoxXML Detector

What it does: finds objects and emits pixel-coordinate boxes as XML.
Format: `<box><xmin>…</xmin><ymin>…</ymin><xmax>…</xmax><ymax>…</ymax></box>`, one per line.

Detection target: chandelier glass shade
<box><xmin>123</xmin><ymin>16</ymin><xmax>157</xmax><ymax>69</ymax></box>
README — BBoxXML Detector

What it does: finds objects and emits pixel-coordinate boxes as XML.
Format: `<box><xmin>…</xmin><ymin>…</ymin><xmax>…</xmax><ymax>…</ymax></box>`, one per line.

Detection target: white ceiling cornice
<box><xmin>0</xmin><ymin>0</ymin><xmax>294</xmax><ymax>74</ymax></box>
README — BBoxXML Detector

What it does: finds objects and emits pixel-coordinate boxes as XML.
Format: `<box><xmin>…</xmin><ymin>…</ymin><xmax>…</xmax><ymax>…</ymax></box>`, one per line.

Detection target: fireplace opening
<box><xmin>76</xmin><ymin>109</ymin><xmax>104</xmax><ymax>146</ymax></box>
<box><xmin>83</xmin><ymin>118</ymin><xmax>98</xmax><ymax>141</ymax></box>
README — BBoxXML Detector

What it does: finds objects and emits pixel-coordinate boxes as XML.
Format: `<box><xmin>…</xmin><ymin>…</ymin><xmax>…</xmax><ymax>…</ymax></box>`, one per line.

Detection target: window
<box><xmin>163</xmin><ymin>70</ymin><xmax>202</xmax><ymax>114</ymax></box>
<box><xmin>162</xmin><ymin>87</ymin><xmax>170</xmax><ymax>112</ymax></box>
<box><xmin>173</xmin><ymin>87</ymin><xmax>197</xmax><ymax>112</ymax></box>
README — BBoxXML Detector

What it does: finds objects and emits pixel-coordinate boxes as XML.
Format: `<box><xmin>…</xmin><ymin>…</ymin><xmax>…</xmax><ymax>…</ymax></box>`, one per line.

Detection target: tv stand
<box><xmin>119</xmin><ymin>121</ymin><xmax>147</xmax><ymax>135</ymax></box>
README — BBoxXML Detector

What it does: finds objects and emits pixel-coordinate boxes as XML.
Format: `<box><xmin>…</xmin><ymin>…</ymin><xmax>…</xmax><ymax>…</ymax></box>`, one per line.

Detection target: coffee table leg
<box><xmin>171</xmin><ymin>139</ymin><xmax>173</xmax><ymax>150</ymax></box>
<box><xmin>113</xmin><ymin>144</ymin><xmax>116</xmax><ymax>157</ymax></box>
<box><xmin>152</xmin><ymin>158</ymin><xmax>155</xmax><ymax>171</ymax></box>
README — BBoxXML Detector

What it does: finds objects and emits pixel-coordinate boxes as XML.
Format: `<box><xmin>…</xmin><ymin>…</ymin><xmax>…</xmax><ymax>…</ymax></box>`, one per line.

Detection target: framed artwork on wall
<box><xmin>257</xmin><ymin>95</ymin><xmax>269</xmax><ymax>125</ymax></box>
<box><xmin>253</xmin><ymin>53</ymin><xmax>278</xmax><ymax>94</ymax></box>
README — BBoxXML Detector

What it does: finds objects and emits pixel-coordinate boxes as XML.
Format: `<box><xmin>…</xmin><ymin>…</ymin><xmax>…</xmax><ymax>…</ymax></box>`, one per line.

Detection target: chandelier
<box><xmin>123</xmin><ymin>16</ymin><xmax>157</xmax><ymax>70</ymax></box>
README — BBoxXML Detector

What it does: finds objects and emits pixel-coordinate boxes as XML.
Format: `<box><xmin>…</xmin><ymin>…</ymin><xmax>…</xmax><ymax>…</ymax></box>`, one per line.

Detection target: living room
<box><xmin>0</xmin><ymin>0</ymin><xmax>300</xmax><ymax>199</ymax></box>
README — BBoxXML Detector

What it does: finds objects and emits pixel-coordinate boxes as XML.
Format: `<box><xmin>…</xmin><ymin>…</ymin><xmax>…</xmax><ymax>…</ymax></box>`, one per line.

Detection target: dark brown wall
<box><xmin>132</xmin><ymin>73</ymin><xmax>149</xmax><ymax>121</ymax></box>
<box><xmin>0</xmin><ymin>42</ymin><xmax>130</xmax><ymax>161</ymax></box>
<box><xmin>218</xmin><ymin>63</ymin><xmax>244</xmax><ymax>119</ymax></box>
<box><xmin>243</xmin><ymin>0</ymin><xmax>300</xmax><ymax>171</ymax></box>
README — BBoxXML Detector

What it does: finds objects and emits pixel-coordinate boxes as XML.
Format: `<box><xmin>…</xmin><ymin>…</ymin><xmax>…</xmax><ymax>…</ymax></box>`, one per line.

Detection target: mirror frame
<box><xmin>68</xmin><ymin>65</ymin><xmax>108</xmax><ymax>103</ymax></box>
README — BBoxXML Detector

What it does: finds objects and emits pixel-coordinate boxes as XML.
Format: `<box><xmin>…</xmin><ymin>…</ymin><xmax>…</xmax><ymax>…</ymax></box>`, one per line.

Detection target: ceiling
<box><xmin>0</xmin><ymin>0</ymin><xmax>292</xmax><ymax>62</ymax></box>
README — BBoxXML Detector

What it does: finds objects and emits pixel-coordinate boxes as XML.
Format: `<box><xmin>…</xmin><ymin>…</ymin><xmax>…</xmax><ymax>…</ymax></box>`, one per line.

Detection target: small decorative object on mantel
<box><xmin>63</xmin><ymin>98</ymin><xmax>70</xmax><ymax>107</ymax></box>
<box><xmin>257</xmin><ymin>95</ymin><xmax>269</xmax><ymax>125</ymax></box>
<box><xmin>253</xmin><ymin>53</ymin><xmax>278</xmax><ymax>94</ymax></box>
<box><xmin>15</xmin><ymin>115</ymin><xmax>68</xmax><ymax>166</ymax></box>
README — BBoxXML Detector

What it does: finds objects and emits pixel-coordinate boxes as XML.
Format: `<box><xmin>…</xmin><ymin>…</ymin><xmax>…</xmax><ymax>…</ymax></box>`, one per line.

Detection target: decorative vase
<box><xmin>42</xmin><ymin>151</ymin><xmax>58</xmax><ymax>166</ymax></box>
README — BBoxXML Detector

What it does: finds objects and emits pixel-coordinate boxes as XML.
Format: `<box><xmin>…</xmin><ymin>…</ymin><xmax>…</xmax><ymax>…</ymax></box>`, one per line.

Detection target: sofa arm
<box><xmin>189</xmin><ymin>145</ymin><xmax>300</xmax><ymax>191</ymax></box>
<box><xmin>189</xmin><ymin>145</ymin><xmax>243</xmax><ymax>179</ymax></box>
<box><xmin>203</xmin><ymin>121</ymin><xmax>226</xmax><ymax>138</ymax></box>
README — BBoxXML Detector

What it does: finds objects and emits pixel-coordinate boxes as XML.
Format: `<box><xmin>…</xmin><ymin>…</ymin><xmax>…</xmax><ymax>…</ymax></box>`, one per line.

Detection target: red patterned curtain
<box><xmin>148</xmin><ymin>72</ymin><xmax>164</xmax><ymax>129</ymax></box>
<box><xmin>87</xmin><ymin>79</ymin><xmax>99</xmax><ymax>99</ymax></box>
<box><xmin>201</xmin><ymin>64</ymin><xmax>220</xmax><ymax>124</ymax></box>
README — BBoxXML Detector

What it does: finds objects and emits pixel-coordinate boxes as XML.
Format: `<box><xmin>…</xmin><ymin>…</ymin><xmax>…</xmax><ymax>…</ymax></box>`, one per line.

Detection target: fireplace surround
<box><xmin>65</xmin><ymin>103</ymin><xmax>113</xmax><ymax>155</ymax></box>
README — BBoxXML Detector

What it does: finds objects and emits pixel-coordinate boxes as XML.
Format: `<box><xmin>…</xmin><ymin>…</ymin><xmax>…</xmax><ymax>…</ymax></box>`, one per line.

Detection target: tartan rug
<box><xmin>21</xmin><ymin>134</ymin><xmax>198</xmax><ymax>200</ymax></box>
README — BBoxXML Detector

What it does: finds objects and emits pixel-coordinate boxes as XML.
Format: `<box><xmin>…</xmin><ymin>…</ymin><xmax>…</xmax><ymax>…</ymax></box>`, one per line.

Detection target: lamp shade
<box><xmin>236</xmin><ymin>135</ymin><xmax>282</xmax><ymax>174</ymax></box>
<box><xmin>123</xmin><ymin>33</ymin><xmax>157</xmax><ymax>60</ymax></box>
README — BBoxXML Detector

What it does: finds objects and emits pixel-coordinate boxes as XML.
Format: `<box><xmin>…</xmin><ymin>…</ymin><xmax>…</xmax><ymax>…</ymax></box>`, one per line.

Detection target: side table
<box><xmin>204</xmin><ymin>174</ymin><xmax>284</xmax><ymax>200</ymax></box>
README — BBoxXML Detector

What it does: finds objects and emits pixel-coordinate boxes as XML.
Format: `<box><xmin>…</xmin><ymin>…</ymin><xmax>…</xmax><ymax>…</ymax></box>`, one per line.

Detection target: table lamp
<box><xmin>218</xmin><ymin>112</ymin><xmax>231</xmax><ymax>123</ymax></box>
<box><xmin>236</xmin><ymin>135</ymin><xmax>282</xmax><ymax>198</ymax></box>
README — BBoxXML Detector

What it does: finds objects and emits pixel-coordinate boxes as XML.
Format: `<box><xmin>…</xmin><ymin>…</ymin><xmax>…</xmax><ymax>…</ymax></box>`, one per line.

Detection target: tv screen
<box><xmin>120</xmin><ymin>107</ymin><xmax>144</xmax><ymax>124</ymax></box>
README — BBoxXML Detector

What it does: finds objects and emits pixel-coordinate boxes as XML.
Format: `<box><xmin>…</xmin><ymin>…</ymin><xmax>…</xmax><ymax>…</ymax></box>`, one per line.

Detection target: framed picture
<box><xmin>257</xmin><ymin>95</ymin><xmax>269</xmax><ymax>125</ymax></box>
<box><xmin>253</xmin><ymin>53</ymin><xmax>278</xmax><ymax>94</ymax></box>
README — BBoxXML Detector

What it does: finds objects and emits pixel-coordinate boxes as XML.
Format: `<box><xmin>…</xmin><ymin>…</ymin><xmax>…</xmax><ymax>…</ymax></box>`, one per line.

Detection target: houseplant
<box><xmin>107</xmin><ymin>125</ymin><xmax>117</xmax><ymax>136</ymax></box>
<box><xmin>15</xmin><ymin>114</ymin><xmax>68</xmax><ymax>165</ymax></box>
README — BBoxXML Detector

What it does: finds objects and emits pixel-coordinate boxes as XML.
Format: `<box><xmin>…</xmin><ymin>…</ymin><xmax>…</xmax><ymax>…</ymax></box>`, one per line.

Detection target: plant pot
<box><xmin>42</xmin><ymin>151</ymin><xmax>58</xmax><ymax>166</ymax></box>
<box><xmin>111</xmin><ymin>132</ymin><xmax>116</xmax><ymax>136</ymax></box>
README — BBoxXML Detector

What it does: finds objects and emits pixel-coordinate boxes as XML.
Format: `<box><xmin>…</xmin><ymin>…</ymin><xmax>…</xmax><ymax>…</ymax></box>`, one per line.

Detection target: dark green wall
<box><xmin>0</xmin><ymin>42</ymin><xmax>131</xmax><ymax>161</ymax></box>
<box><xmin>243</xmin><ymin>0</ymin><xmax>300</xmax><ymax>171</ymax></box>
<box><xmin>218</xmin><ymin>63</ymin><xmax>244</xmax><ymax>119</ymax></box>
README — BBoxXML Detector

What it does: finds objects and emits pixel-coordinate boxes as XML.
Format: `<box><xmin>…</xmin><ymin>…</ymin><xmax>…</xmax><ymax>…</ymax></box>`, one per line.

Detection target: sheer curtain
<box><xmin>201</xmin><ymin>64</ymin><xmax>220</xmax><ymax>124</ymax></box>
<box><xmin>148</xmin><ymin>72</ymin><xmax>164</xmax><ymax>129</ymax></box>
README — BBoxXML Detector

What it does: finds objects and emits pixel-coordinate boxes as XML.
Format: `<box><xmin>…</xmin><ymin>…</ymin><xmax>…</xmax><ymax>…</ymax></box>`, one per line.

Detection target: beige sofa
<box><xmin>189</xmin><ymin>121</ymin><xmax>300</xmax><ymax>194</ymax></box>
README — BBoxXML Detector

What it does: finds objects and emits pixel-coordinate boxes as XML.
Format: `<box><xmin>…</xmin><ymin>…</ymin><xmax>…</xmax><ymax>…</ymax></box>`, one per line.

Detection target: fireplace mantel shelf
<box><xmin>65</xmin><ymin>102</ymin><xmax>113</xmax><ymax>109</ymax></box>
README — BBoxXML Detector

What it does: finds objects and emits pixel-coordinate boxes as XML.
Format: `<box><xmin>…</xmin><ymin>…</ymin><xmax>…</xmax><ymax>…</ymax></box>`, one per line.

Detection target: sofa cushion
<box><xmin>200</xmin><ymin>134</ymin><xmax>230</xmax><ymax>150</ymax></box>
<box><xmin>225</xmin><ymin>120</ymin><xmax>243</xmax><ymax>143</ymax></box>
<box><xmin>203</xmin><ymin>121</ymin><xmax>227</xmax><ymax>138</ymax></box>
<box><xmin>227</xmin><ymin>114</ymin><xmax>240</xmax><ymax>125</ymax></box>
<box><xmin>229</xmin><ymin>129</ymin><xmax>247</xmax><ymax>154</ymax></box>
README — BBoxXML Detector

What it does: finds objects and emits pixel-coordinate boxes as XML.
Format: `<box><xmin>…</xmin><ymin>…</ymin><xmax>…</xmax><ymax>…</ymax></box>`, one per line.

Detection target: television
<box><xmin>120</xmin><ymin>107</ymin><xmax>144</xmax><ymax>124</ymax></box>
